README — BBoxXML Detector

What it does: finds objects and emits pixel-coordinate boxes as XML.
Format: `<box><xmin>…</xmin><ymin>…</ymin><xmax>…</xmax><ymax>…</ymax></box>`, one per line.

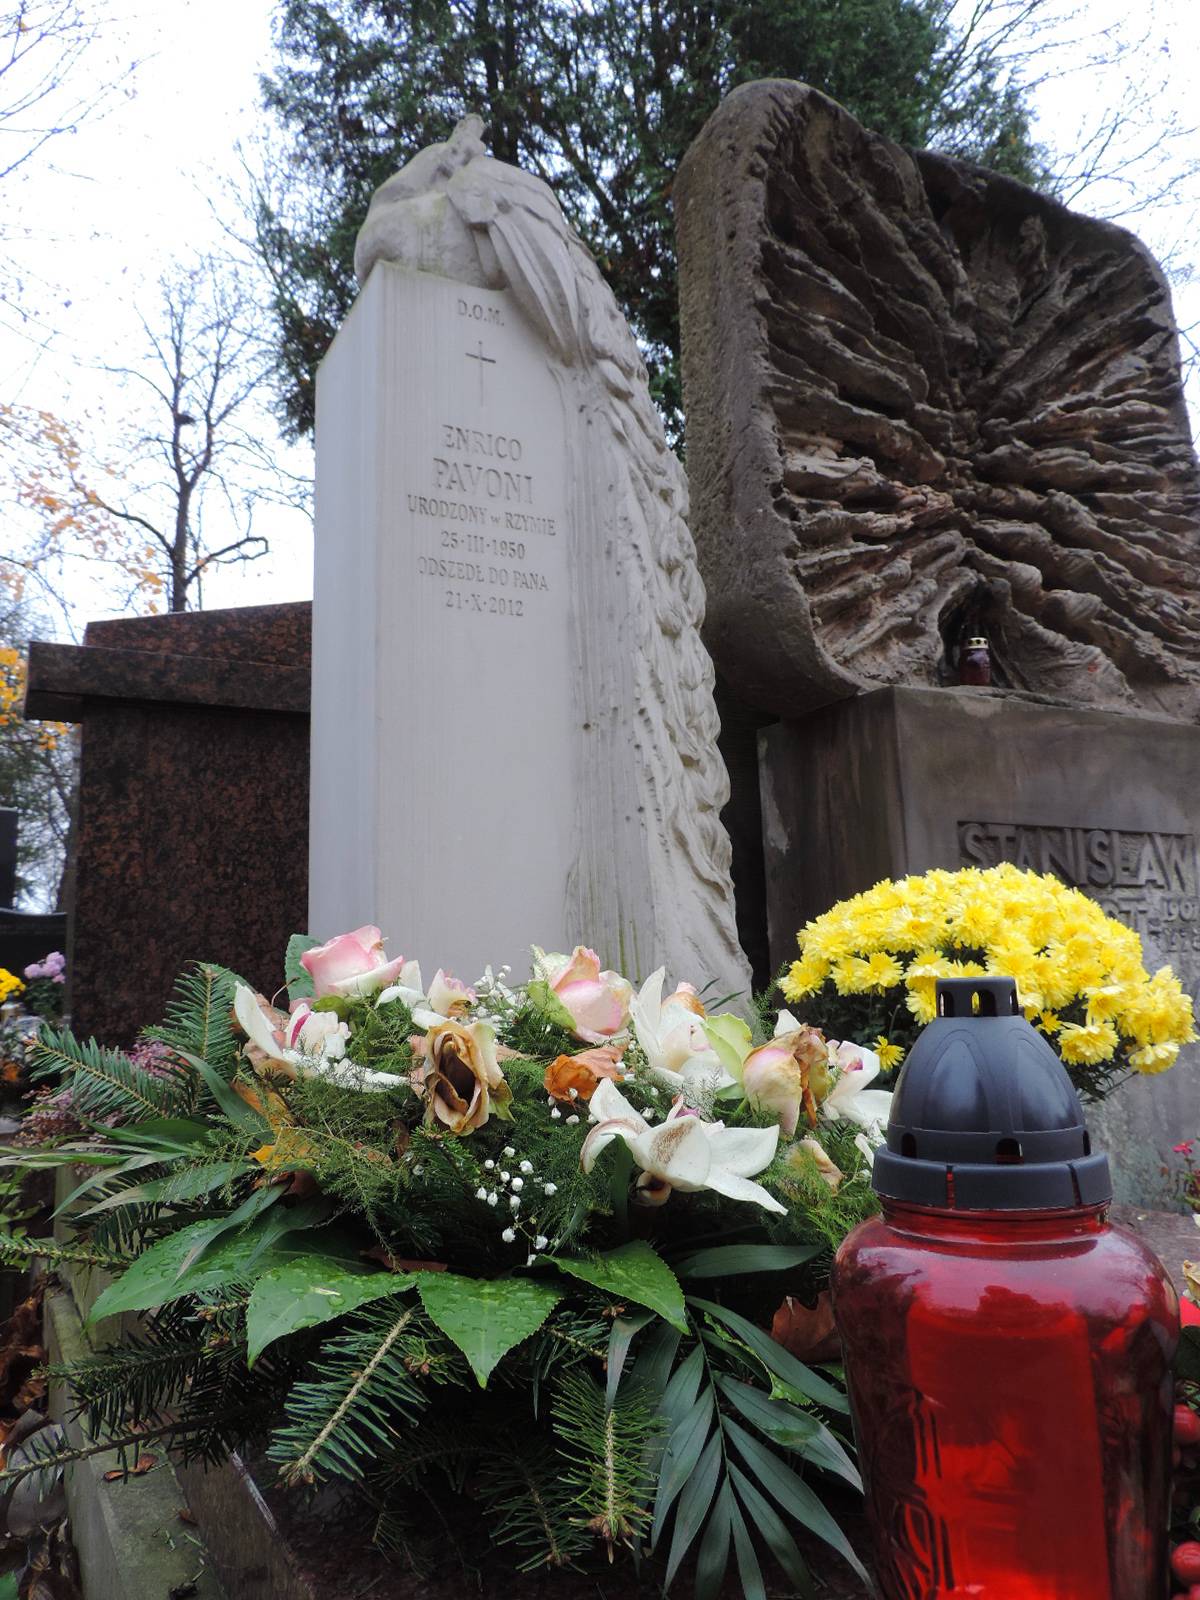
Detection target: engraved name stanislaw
<box><xmin>958</xmin><ymin>821</ymin><xmax>1196</xmax><ymax>894</ymax></box>
<box><xmin>958</xmin><ymin>821</ymin><xmax>1200</xmax><ymax>957</ymax></box>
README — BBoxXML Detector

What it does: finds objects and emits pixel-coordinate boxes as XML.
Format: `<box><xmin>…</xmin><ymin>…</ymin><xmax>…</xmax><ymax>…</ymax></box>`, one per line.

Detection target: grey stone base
<box><xmin>44</xmin><ymin>1283</ymin><xmax>226</xmax><ymax>1600</ymax></box>
<box><xmin>760</xmin><ymin>686</ymin><xmax>1200</xmax><ymax>1208</ymax></box>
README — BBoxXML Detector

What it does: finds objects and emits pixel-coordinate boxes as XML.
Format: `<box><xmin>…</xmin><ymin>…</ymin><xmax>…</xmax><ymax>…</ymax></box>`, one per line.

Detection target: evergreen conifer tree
<box><xmin>254</xmin><ymin>0</ymin><xmax>1047</xmax><ymax>437</ymax></box>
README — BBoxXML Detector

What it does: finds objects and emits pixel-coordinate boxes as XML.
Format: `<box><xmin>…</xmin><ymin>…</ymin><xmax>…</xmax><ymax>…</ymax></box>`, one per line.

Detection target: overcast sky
<box><xmin>3</xmin><ymin>0</ymin><xmax>1197</xmax><ymax>633</ymax></box>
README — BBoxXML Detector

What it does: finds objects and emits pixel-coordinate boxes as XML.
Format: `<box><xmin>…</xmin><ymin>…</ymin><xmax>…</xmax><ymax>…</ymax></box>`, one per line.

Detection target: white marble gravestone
<box><xmin>309</xmin><ymin>117</ymin><xmax>749</xmax><ymax>997</ymax></box>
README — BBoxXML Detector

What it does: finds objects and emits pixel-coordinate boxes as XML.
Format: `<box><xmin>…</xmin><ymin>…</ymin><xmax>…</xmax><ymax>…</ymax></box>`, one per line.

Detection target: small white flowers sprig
<box><xmin>476</xmin><ymin>1139</ymin><xmax>557</xmax><ymax>1259</ymax></box>
<box><xmin>472</xmin><ymin>964</ymin><xmax>521</xmax><ymax>1028</ymax></box>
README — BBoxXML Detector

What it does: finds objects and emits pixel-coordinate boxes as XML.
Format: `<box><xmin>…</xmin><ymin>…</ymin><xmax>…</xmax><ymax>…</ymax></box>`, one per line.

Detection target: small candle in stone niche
<box><xmin>959</xmin><ymin>636</ymin><xmax>991</xmax><ymax>686</ymax></box>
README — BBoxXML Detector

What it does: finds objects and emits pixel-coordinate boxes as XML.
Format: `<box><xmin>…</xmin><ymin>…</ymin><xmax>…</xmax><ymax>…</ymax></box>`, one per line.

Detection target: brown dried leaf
<box><xmin>770</xmin><ymin>1291</ymin><xmax>841</xmax><ymax>1365</ymax></box>
<box><xmin>361</xmin><ymin>1247</ymin><xmax>447</xmax><ymax>1274</ymax></box>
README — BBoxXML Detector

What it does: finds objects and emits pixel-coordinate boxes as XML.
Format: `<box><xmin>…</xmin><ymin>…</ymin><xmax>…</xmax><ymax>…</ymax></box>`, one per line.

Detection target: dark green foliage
<box><xmin>145</xmin><ymin>962</ymin><xmax>242</xmax><ymax>1079</ymax></box>
<box><xmin>31</xmin><ymin>1027</ymin><xmax>193</xmax><ymax>1122</ymax></box>
<box><xmin>268</xmin><ymin>1297</ymin><xmax>445</xmax><ymax>1484</ymax></box>
<box><xmin>256</xmin><ymin>0</ymin><xmax>1049</xmax><ymax>439</ymax></box>
<box><xmin>476</xmin><ymin>1441</ymin><xmax>594</xmax><ymax>1571</ymax></box>
<box><xmin>551</xmin><ymin>1368</ymin><xmax>659</xmax><ymax>1556</ymax></box>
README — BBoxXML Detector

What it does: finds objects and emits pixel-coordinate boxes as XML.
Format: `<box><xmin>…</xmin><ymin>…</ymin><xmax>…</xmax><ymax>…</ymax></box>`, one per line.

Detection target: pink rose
<box><xmin>742</xmin><ymin>1028</ymin><xmax>830</xmax><ymax>1138</ymax></box>
<box><xmin>301</xmin><ymin>925</ymin><xmax>411</xmax><ymax>998</ymax></box>
<box><xmin>540</xmin><ymin>946</ymin><xmax>633</xmax><ymax>1043</ymax></box>
<box><xmin>287</xmin><ymin>1000</ymin><xmax>350</xmax><ymax>1060</ymax></box>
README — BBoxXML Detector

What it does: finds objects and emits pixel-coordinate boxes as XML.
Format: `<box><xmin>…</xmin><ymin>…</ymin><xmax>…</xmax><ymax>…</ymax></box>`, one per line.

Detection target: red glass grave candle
<box><xmin>833</xmin><ymin>977</ymin><xmax>1178</xmax><ymax>1599</ymax></box>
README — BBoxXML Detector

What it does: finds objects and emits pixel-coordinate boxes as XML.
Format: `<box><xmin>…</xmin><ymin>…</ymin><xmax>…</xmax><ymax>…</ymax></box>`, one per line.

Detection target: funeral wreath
<box><xmin>1</xmin><ymin>928</ymin><xmax>885</xmax><ymax>1596</ymax></box>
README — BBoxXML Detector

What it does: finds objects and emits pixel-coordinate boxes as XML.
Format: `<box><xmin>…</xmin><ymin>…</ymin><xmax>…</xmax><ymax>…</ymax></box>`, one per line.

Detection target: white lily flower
<box><xmin>580</xmin><ymin>1078</ymin><xmax>784</xmax><ymax>1214</ymax></box>
<box><xmin>821</xmin><ymin>1041</ymin><xmax>894</xmax><ymax>1131</ymax></box>
<box><xmin>629</xmin><ymin>968</ymin><xmax>731</xmax><ymax>1094</ymax></box>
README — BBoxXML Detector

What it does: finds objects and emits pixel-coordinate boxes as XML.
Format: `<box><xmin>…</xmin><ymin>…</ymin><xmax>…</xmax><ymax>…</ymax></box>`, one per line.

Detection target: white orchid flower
<box><xmin>821</xmin><ymin>1041</ymin><xmax>894</xmax><ymax>1131</ymax></box>
<box><xmin>409</xmin><ymin>968</ymin><xmax>477</xmax><ymax>1030</ymax></box>
<box><xmin>629</xmin><ymin>968</ymin><xmax>732</xmax><ymax>1094</ymax></box>
<box><xmin>853</xmin><ymin>1131</ymin><xmax>879</xmax><ymax>1169</ymax></box>
<box><xmin>233</xmin><ymin>982</ymin><xmax>403</xmax><ymax>1094</ymax></box>
<box><xmin>580</xmin><ymin>1078</ymin><xmax>784</xmax><ymax>1214</ymax></box>
<box><xmin>376</xmin><ymin>959</ymin><xmax>426</xmax><ymax>1010</ymax></box>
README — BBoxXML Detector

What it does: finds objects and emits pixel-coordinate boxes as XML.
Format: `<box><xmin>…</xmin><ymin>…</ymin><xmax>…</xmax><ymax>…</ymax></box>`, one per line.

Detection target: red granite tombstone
<box><xmin>24</xmin><ymin>603</ymin><xmax>310</xmax><ymax>1047</ymax></box>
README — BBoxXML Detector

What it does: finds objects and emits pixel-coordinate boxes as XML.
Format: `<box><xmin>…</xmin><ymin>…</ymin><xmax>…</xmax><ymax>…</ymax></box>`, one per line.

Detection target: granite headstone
<box><xmin>24</xmin><ymin>603</ymin><xmax>311</xmax><ymax>1046</ymax></box>
<box><xmin>0</xmin><ymin>809</ymin><xmax>15</xmax><ymax>909</ymax></box>
<box><xmin>309</xmin><ymin>117</ymin><xmax>749</xmax><ymax>995</ymax></box>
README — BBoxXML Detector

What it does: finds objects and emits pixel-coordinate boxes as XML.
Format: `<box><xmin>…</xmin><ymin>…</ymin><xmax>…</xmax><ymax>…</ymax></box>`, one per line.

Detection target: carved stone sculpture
<box><xmin>676</xmin><ymin>81</ymin><xmax>1200</xmax><ymax>720</ymax></box>
<box><xmin>312</xmin><ymin>117</ymin><xmax>751</xmax><ymax>994</ymax></box>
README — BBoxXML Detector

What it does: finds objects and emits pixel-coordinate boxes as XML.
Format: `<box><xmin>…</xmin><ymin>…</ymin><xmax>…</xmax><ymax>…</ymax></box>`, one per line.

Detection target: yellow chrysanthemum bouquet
<box><xmin>782</xmin><ymin>864</ymin><xmax>1196</xmax><ymax>1101</ymax></box>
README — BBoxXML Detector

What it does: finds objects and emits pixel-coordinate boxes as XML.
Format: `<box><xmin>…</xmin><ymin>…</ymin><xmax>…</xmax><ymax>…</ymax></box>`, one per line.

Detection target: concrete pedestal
<box><xmin>761</xmin><ymin>687</ymin><xmax>1200</xmax><ymax>1204</ymax></box>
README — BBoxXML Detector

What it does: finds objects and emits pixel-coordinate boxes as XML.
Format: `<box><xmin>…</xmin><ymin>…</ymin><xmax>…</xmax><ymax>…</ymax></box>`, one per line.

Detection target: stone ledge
<box><xmin>24</xmin><ymin>641</ymin><xmax>310</xmax><ymax>721</ymax></box>
<box><xmin>44</xmin><ymin>1283</ymin><xmax>227</xmax><ymax>1600</ymax></box>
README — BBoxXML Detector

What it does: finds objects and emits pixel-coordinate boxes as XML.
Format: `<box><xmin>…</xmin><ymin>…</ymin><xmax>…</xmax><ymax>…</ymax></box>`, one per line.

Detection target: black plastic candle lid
<box><xmin>871</xmin><ymin>976</ymin><xmax>1113</xmax><ymax>1211</ymax></box>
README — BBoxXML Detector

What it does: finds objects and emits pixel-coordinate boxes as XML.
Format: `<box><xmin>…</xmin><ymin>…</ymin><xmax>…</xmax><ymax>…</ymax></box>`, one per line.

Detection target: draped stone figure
<box><xmin>309</xmin><ymin>117</ymin><xmax>750</xmax><ymax>996</ymax></box>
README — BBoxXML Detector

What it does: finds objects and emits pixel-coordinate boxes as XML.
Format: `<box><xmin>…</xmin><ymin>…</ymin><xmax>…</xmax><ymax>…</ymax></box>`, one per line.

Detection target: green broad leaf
<box><xmin>694</xmin><ymin>1480</ymin><xmax>734</xmax><ymax>1600</ymax></box>
<box><xmin>716</xmin><ymin>1375</ymin><xmax>861</xmax><ymax>1490</ymax></box>
<box><xmin>417</xmin><ymin>1273</ymin><xmax>562</xmax><ymax>1387</ymax></box>
<box><xmin>660</xmin><ymin>1344</ymin><xmax>705</xmax><ymax>1428</ymax></box>
<box><xmin>87</xmin><ymin>1210</ymin><xmax>350</xmax><ymax>1325</ymax></box>
<box><xmin>53</xmin><ymin>1153</ymin><xmax>170</xmax><ymax>1216</ymax></box>
<box><xmin>525</xmin><ymin>977</ymin><xmax>579</xmax><ymax>1034</ymax></box>
<box><xmin>544</xmin><ymin>1241</ymin><xmax>687</xmax><ymax>1333</ymax></box>
<box><xmin>80</xmin><ymin>1160</ymin><xmax>250</xmax><ymax>1217</ymax></box>
<box><xmin>701</xmin><ymin>1013</ymin><xmax>752</xmax><ymax>1083</ymax></box>
<box><xmin>246</xmin><ymin>1256</ymin><xmax>415</xmax><ymax>1365</ymax></box>
<box><xmin>606</xmin><ymin>1311</ymin><xmax>652</xmax><ymax>1410</ymax></box>
<box><xmin>286</xmin><ymin>933</ymin><xmax>321</xmax><ymax>1002</ymax></box>
<box><xmin>173</xmin><ymin>1050</ymin><xmax>271</xmax><ymax>1135</ymax></box>
<box><xmin>174</xmin><ymin>1184</ymin><xmax>283</xmax><ymax>1278</ymax></box>
<box><xmin>728</xmin><ymin>1484</ymin><xmax>768</xmax><ymax>1600</ymax></box>
<box><xmin>728</xmin><ymin>1463</ymin><xmax>815</xmax><ymax>1598</ymax></box>
<box><xmin>688</xmin><ymin>1297</ymin><xmax>849</xmax><ymax>1413</ymax></box>
<box><xmin>673</xmin><ymin>1244</ymin><xmax>822</xmax><ymax>1279</ymax></box>
<box><xmin>724</xmin><ymin>1417</ymin><xmax>869</xmax><ymax>1584</ymax></box>
<box><xmin>628</xmin><ymin>1321</ymin><xmax>681</xmax><ymax>1405</ymax></box>
<box><xmin>651</xmin><ymin>1386</ymin><xmax>715</xmax><ymax>1546</ymax></box>
<box><xmin>664</xmin><ymin>1430</ymin><xmax>722</xmax><ymax>1588</ymax></box>
<box><xmin>0</xmin><ymin>1147</ymin><xmax>129</xmax><ymax>1171</ymax></box>
<box><xmin>104</xmin><ymin>1119</ymin><xmax>217</xmax><ymax>1148</ymax></box>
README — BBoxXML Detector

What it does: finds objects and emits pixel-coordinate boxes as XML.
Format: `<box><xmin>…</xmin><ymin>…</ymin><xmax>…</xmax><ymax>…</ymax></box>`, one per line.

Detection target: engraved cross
<box><xmin>465</xmin><ymin>340</ymin><xmax>496</xmax><ymax>401</ymax></box>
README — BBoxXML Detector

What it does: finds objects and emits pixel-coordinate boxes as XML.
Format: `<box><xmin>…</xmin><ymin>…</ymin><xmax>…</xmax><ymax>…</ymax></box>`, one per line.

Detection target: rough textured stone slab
<box><xmin>760</xmin><ymin>686</ymin><xmax>1200</xmax><ymax>1205</ymax></box>
<box><xmin>310</xmin><ymin>117</ymin><xmax>749</xmax><ymax>994</ymax></box>
<box><xmin>676</xmin><ymin>80</ymin><xmax>1200</xmax><ymax>720</ymax></box>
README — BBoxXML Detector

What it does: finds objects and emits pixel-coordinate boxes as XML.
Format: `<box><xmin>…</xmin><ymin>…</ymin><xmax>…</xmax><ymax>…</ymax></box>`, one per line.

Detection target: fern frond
<box><xmin>31</xmin><ymin>1027</ymin><xmax>190</xmax><ymax>1122</ymax></box>
<box><xmin>145</xmin><ymin>962</ymin><xmax>240</xmax><ymax>1079</ymax></box>
<box><xmin>268</xmin><ymin>1301</ymin><xmax>441</xmax><ymax>1486</ymax></box>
